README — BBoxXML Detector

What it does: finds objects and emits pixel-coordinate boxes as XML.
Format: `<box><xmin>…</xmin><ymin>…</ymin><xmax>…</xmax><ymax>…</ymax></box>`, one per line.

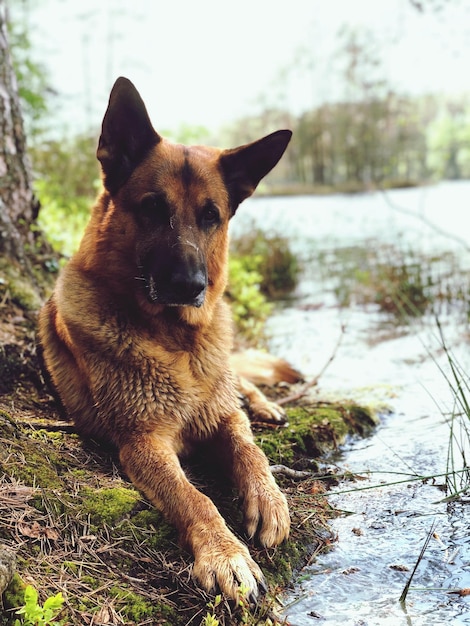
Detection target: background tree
<box><xmin>7</xmin><ymin>0</ymin><xmax>52</xmax><ymax>143</ymax></box>
<box><xmin>0</xmin><ymin>0</ymin><xmax>45</xmax><ymax>291</ymax></box>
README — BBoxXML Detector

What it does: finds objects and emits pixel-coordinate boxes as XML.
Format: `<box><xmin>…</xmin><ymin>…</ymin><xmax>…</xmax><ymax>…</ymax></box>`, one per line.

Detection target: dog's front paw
<box><xmin>192</xmin><ymin>535</ymin><xmax>266</xmax><ymax>601</ymax></box>
<box><xmin>249</xmin><ymin>398</ymin><xmax>287</xmax><ymax>424</ymax></box>
<box><xmin>243</xmin><ymin>480</ymin><xmax>290</xmax><ymax>547</ymax></box>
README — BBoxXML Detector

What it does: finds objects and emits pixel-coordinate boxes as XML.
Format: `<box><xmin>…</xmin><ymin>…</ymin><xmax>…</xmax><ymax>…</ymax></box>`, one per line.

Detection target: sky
<box><xmin>12</xmin><ymin>0</ymin><xmax>470</xmax><ymax>136</ymax></box>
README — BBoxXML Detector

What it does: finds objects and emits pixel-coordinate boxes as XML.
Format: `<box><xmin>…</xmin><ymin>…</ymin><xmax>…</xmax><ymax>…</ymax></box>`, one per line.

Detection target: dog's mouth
<box><xmin>140</xmin><ymin>274</ymin><xmax>207</xmax><ymax>308</ymax></box>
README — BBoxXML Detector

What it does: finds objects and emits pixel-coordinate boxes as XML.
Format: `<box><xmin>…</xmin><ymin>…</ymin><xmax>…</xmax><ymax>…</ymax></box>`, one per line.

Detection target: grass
<box><xmin>312</xmin><ymin>242</ymin><xmax>470</xmax><ymax>322</ymax></box>
<box><xmin>433</xmin><ymin>319</ymin><xmax>470</xmax><ymax>501</ymax></box>
<box><xmin>399</xmin><ymin>520</ymin><xmax>437</xmax><ymax>605</ymax></box>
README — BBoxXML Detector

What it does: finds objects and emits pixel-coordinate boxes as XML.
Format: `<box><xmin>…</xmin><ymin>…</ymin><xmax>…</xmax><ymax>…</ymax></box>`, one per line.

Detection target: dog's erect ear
<box><xmin>219</xmin><ymin>130</ymin><xmax>292</xmax><ymax>213</ymax></box>
<box><xmin>97</xmin><ymin>77</ymin><xmax>160</xmax><ymax>194</ymax></box>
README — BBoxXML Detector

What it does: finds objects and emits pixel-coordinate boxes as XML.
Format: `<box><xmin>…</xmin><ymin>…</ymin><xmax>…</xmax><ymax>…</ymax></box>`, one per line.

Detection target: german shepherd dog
<box><xmin>39</xmin><ymin>77</ymin><xmax>292</xmax><ymax>601</ymax></box>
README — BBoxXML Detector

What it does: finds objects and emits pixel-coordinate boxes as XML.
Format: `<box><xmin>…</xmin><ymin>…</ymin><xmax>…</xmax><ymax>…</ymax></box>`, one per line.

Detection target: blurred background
<box><xmin>9</xmin><ymin>0</ymin><xmax>470</xmax><ymax>200</ymax></box>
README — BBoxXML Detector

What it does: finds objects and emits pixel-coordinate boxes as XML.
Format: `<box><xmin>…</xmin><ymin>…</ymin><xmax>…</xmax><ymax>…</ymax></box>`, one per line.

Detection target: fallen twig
<box><xmin>278</xmin><ymin>325</ymin><xmax>345</xmax><ymax>406</ymax></box>
<box><xmin>270</xmin><ymin>465</ymin><xmax>312</xmax><ymax>480</ymax></box>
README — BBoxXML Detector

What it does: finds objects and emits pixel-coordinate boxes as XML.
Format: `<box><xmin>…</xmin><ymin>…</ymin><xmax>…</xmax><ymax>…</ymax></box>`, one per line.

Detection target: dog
<box><xmin>38</xmin><ymin>77</ymin><xmax>293</xmax><ymax>601</ymax></box>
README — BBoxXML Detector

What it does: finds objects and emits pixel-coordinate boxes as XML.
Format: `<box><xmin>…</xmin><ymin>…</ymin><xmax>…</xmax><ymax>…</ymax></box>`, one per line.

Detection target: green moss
<box><xmin>0</xmin><ymin>410</ymin><xmax>17</xmax><ymax>435</ymax></box>
<box><xmin>0</xmin><ymin>417</ymin><xmax>71</xmax><ymax>491</ymax></box>
<box><xmin>3</xmin><ymin>572</ymin><xmax>26</xmax><ymax>611</ymax></box>
<box><xmin>127</xmin><ymin>508</ymin><xmax>176</xmax><ymax>547</ymax></box>
<box><xmin>80</xmin><ymin>575</ymin><xmax>100</xmax><ymax>589</ymax></box>
<box><xmin>7</xmin><ymin>445</ymin><xmax>66</xmax><ymax>491</ymax></box>
<box><xmin>0</xmin><ymin>259</ymin><xmax>42</xmax><ymax>311</ymax></box>
<box><xmin>62</xmin><ymin>561</ymin><xmax>78</xmax><ymax>574</ymax></box>
<box><xmin>346</xmin><ymin>403</ymin><xmax>380</xmax><ymax>435</ymax></box>
<box><xmin>29</xmin><ymin>429</ymin><xmax>64</xmax><ymax>443</ymax></box>
<box><xmin>109</xmin><ymin>585</ymin><xmax>152</xmax><ymax>619</ymax></box>
<box><xmin>109</xmin><ymin>585</ymin><xmax>178</xmax><ymax>623</ymax></box>
<box><xmin>79</xmin><ymin>487</ymin><xmax>141</xmax><ymax>528</ymax></box>
<box><xmin>256</xmin><ymin>402</ymin><xmax>378</xmax><ymax>465</ymax></box>
<box><xmin>256</xmin><ymin>429</ymin><xmax>295</xmax><ymax>465</ymax></box>
<box><xmin>257</xmin><ymin>541</ymin><xmax>302</xmax><ymax>588</ymax></box>
<box><xmin>72</xmin><ymin>582</ymin><xmax>180</xmax><ymax>625</ymax></box>
<box><xmin>9</xmin><ymin>277</ymin><xmax>42</xmax><ymax>311</ymax></box>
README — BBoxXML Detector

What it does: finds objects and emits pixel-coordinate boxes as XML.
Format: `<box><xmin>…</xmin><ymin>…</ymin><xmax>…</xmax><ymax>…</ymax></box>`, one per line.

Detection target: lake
<box><xmin>231</xmin><ymin>181</ymin><xmax>470</xmax><ymax>626</ymax></box>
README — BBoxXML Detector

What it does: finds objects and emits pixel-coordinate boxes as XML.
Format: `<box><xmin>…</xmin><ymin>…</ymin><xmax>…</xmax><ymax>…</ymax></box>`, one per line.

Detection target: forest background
<box><xmin>7</xmin><ymin>0</ymin><xmax>470</xmax><ymax>260</ymax></box>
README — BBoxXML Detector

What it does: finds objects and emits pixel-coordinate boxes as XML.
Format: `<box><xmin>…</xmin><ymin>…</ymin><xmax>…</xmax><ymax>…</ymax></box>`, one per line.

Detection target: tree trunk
<box><xmin>0</xmin><ymin>0</ymin><xmax>39</xmax><ymax>275</ymax></box>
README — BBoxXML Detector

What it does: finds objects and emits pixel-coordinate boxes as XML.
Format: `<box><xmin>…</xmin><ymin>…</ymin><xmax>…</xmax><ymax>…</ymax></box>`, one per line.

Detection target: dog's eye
<box><xmin>138</xmin><ymin>193</ymin><xmax>168</xmax><ymax>224</ymax></box>
<box><xmin>200</xmin><ymin>203</ymin><xmax>220</xmax><ymax>228</ymax></box>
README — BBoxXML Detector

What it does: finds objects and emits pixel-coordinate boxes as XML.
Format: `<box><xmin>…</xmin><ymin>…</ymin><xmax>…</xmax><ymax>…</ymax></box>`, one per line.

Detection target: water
<box><xmin>232</xmin><ymin>181</ymin><xmax>470</xmax><ymax>258</ymax></box>
<box><xmin>231</xmin><ymin>181</ymin><xmax>470</xmax><ymax>625</ymax></box>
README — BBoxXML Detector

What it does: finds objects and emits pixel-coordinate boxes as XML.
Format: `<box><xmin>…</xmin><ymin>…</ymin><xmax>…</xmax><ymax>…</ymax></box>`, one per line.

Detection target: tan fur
<box><xmin>230</xmin><ymin>349</ymin><xmax>303</xmax><ymax>386</ymax></box>
<box><xmin>38</xmin><ymin>77</ymin><xmax>293</xmax><ymax>601</ymax></box>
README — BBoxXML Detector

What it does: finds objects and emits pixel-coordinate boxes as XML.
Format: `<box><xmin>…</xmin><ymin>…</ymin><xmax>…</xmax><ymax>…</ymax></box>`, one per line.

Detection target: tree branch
<box><xmin>278</xmin><ymin>324</ymin><xmax>345</xmax><ymax>406</ymax></box>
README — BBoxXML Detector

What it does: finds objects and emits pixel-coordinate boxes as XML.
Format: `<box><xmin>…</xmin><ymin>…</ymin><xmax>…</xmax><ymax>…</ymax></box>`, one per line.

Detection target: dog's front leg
<box><xmin>119</xmin><ymin>432</ymin><xmax>265</xmax><ymax>600</ymax></box>
<box><xmin>217</xmin><ymin>410</ymin><xmax>290</xmax><ymax>546</ymax></box>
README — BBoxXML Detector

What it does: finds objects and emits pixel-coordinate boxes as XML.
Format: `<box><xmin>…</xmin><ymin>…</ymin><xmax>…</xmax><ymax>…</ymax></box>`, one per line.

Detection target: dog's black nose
<box><xmin>141</xmin><ymin>248</ymin><xmax>207</xmax><ymax>306</ymax></box>
<box><xmin>172</xmin><ymin>269</ymin><xmax>207</xmax><ymax>300</ymax></box>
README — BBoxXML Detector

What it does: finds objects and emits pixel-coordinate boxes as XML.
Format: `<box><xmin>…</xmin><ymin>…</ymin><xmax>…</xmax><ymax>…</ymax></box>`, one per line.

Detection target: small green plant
<box><xmin>231</xmin><ymin>228</ymin><xmax>300</xmax><ymax>300</ymax></box>
<box><xmin>227</xmin><ymin>255</ymin><xmax>273</xmax><ymax>343</ymax></box>
<box><xmin>373</xmin><ymin>259</ymin><xmax>431</xmax><ymax>317</ymax></box>
<box><xmin>201</xmin><ymin>594</ymin><xmax>222</xmax><ymax>626</ymax></box>
<box><xmin>228</xmin><ymin>228</ymin><xmax>299</xmax><ymax>343</ymax></box>
<box><xmin>14</xmin><ymin>585</ymin><xmax>64</xmax><ymax>626</ymax></box>
<box><xmin>35</xmin><ymin>178</ymin><xmax>91</xmax><ymax>258</ymax></box>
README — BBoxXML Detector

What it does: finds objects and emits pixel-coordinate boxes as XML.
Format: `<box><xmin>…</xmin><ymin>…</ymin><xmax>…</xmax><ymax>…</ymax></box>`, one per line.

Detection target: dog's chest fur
<box><xmin>56</xmin><ymin>265</ymin><xmax>238</xmax><ymax>442</ymax></box>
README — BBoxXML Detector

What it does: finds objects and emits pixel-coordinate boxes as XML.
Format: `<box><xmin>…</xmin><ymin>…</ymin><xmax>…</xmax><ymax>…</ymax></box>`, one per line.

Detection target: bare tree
<box><xmin>0</xmin><ymin>0</ymin><xmax>41</xmax><ymax>278</ymax></box>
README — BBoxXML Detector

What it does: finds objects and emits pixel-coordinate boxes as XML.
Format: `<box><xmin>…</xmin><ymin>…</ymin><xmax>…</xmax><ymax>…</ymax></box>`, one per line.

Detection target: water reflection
<box><xmin>277</xmin><ymin>312</ymin><xmax>470</xmax><ymax>624</ymax></box>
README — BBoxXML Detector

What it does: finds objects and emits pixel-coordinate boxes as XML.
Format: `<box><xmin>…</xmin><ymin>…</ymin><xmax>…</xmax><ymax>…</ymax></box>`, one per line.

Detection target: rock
<box><xmin>0</xmin><ymin>545</ymin><xmax>16</xmax><ymax>595</ymax></box>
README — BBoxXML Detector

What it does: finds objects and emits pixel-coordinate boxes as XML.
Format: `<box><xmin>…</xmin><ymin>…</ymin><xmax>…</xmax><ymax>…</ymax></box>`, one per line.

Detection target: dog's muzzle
<box><xmin>144</xmin><ymin>269</ymin><xmax>207</xmax><ymax>307</ymax></box>
<box><xmin>139</xmin><ymin>237</ymin><xmax>208</xmax><ymax>308</ymax></box>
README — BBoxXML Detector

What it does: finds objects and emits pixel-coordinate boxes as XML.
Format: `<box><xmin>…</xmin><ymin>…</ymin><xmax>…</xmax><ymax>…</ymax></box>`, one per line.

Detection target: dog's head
<box><xmin>96</xmin><ymin>77</ymin><xmax>291</xmax><ymax>324</ymax></box>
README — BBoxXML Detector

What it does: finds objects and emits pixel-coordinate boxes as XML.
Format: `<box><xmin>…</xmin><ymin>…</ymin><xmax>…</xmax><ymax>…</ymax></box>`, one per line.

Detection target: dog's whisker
<box><xmin>184</xmin><ymin>240</ymin><xmax>199</xmax><ymax>252</ymax></box>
